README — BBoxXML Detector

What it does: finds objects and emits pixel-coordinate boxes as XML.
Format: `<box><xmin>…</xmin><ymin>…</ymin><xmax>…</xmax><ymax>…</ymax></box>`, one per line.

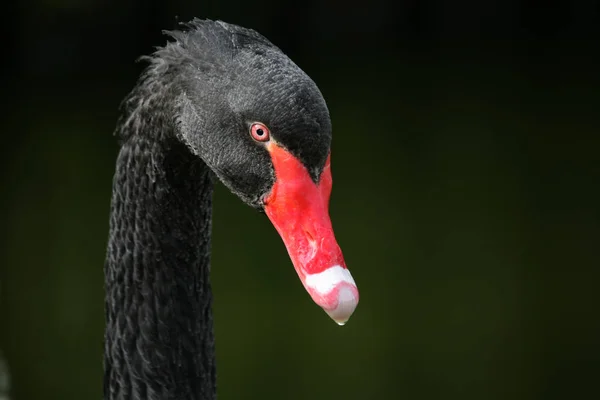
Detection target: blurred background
<box><xmin>1</xmin><ymin>0</ymin><xmax>599</xmax><ymax>399</ymax></box>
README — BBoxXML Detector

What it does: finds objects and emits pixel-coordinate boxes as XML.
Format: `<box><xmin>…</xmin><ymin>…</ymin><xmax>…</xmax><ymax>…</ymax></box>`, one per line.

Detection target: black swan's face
<box><xmin>173</xmin><ymin>20</ymin><xmax>358</xmax><ymax>324</ymax></box>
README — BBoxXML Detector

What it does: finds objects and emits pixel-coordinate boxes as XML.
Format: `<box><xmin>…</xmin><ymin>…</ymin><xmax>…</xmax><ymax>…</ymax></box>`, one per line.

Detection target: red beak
<box><xmin>263</xmin><ymin>142</ymin><xmax>359</xmax><ymax>325</ymax></box>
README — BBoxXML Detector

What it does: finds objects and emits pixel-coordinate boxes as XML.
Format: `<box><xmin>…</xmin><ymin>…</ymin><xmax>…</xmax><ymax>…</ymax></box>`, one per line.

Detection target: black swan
<box><xmin>104</xmin><ymin>19</ymin><xmax>359</xmax><ymax>400</ymax></box>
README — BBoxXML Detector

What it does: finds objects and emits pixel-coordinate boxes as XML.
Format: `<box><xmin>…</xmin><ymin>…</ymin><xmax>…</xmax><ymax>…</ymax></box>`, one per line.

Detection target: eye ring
<box><xmin>250</xmin><ymin>122</ymin><xmax>270</xmax><ymax>142</ymax></box>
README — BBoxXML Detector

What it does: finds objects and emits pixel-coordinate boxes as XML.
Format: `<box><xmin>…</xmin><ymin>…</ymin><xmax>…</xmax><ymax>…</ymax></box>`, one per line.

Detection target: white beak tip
<box><xmin>324</xmin><ymin>285</ymin><xmax>358</xmax><ymax>326</ymax></box>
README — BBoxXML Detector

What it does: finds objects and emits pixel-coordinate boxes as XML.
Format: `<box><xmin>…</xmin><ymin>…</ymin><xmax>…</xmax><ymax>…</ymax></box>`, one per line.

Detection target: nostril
<box><xmin>305</xmin><ymin>228</ymin><xmax>314</xmax><ymax>242</ymax></box>
<box><xmin>303</xmin><ymin>228</ymin><xmax>318</xmax><ymax>261</ymax></box>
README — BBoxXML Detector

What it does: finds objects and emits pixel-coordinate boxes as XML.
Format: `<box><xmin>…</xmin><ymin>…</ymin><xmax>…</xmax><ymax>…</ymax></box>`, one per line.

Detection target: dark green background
<box><xmin>1</xmin><ymin>1</ymin><xmax>598</xmax><ymax>399</ymax></box>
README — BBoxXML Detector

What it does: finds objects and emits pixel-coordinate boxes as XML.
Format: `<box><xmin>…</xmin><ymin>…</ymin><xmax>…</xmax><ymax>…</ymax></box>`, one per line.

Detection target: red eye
<box><xmin>250</xmin><ymin>122</ymin><xmax>270</xmax><ymax>142</ymax></box>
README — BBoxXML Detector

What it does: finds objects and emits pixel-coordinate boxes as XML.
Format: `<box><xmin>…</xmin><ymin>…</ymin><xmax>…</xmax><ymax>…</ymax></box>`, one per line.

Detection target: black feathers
<box><xmin>105</xmin><ymin>19</ymin><xmax>334</xmax><ymax>400</ymax></box>
<box><xmin>115</xmin><ymin>18</ymin><xmax>331</xmax><ymax>184</ymax></box>
<box><xmin>105</xmin><ymin>138</ymin><xmax>216</xmax><ymax>400</ymax></box>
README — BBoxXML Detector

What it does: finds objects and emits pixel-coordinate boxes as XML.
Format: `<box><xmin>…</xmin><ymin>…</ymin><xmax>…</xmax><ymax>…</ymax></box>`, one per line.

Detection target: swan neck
<box><xmin>104</xmin><ymin>133</ymin><xmax>216</xmax><ymax>400</ymax></box>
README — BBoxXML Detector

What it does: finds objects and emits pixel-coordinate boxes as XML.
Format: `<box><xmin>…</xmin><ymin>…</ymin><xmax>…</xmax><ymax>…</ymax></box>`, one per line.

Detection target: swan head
<box><xmin>156</xmin><ymin>19</ymin><xmax>359</xmax><ymax>325</ymax></box>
